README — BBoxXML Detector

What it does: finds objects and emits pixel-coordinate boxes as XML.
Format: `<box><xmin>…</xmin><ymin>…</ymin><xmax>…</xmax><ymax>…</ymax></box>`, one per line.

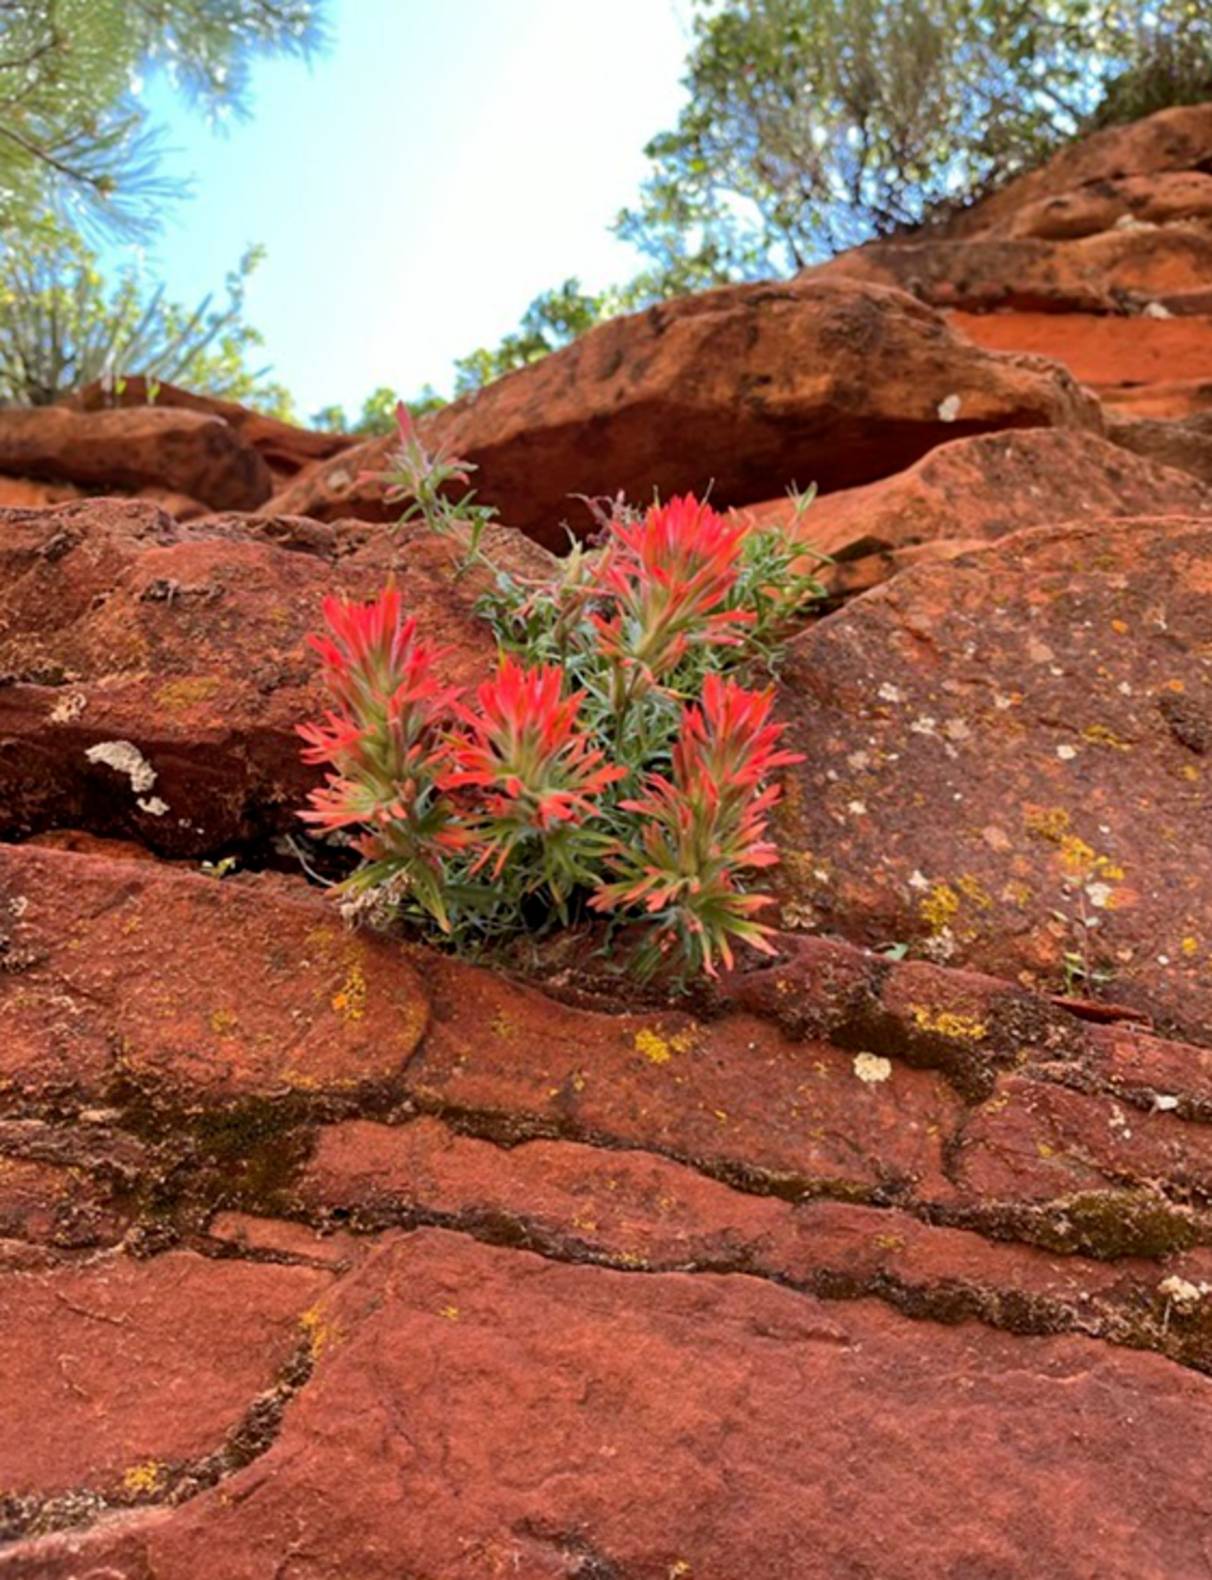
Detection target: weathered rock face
<box><xmin>774</xmin><ymin>515</ymin><xmax>1212</xmax><ymax>1042</ymax></box>
<box><xmin>0</xmin><ymin>477</ymin><xmax>81</xmax><ymax>511</ymax></box>
<box><xmin>0</xmin><ymin>406</ymin><xmax>273</xmax><ymax>512</ymax></box>
<box><xmin>937</xmin><ymin>102</ymin><xmax>1212</xmax><ymax>240</ymax></box>
<box><xmin>0</xmin><ymin>498</ymin><xmax>550</xmax><ymax>855</ymax></box>
<box><xmin>949</xmin><ymin>310</ymin><xmax>1212</xmax><ymax>419</ymax></box>
<box><xmin>19</xmin><ymin>1230</ymin><xmax>1212</xmax><ymax>1580</ymax></box>
<box><xmin>267</xmin><ymin>278</ymin><xmax>1101</xmax><ymax>548</ymax></box>
<box><xmin>67</xmin><ymin>376</ymin><xmax>356</xmax><ymax>488</ymax></box>
<box><xmin>740</xmin><ymin>428</ymin><xmax>1212</xmax><ymax>596</ymax></box>
<box><xmin>8</xmin><ymin>843</ymin><xmax>1212</xmax><ymax>1573</ymax></box>
<box><xmin>1108</xmin><ymin>411</ymin><xmax>1212</xmax><ymax>487</ymax></box>
<box><xmin>1001</xmin><ymin>170</ymin><xmax>1212</xmax><ymax>242</ymax></box>
<box><xmin>810</xmin><ymin>227</ymin><xmax>1212</xmax><ymax>311</ymax></box>
<box><xmin>801</xmin><ymin>105</ymin><xmax>1212</xmax><ymax>445</ymax></box>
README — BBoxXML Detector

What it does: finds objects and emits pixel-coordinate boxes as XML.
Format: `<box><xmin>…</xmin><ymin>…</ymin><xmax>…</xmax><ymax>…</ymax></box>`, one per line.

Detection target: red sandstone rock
<box><xmin>1107</xmin><ymin>412</ymin><xmax>1212</xmax><ymax>487</ymax></box>
<box><xmin>296</xmin><ymin>1113</ymin><xmax>1212</xmax><ymax>1361</ymax></box>
<box><xmin>811</xmin><ymin>227</ymin><xmax>1212</xmax><ymax>310</ymax></box>
<box><xmin>68</xmin><ymin>376</ymin><xmax>357</xmax><ymax>486</ymax></box>
<box><xmin>0</xmin><ymin>843</ymin><xmax>429</xmax><ymax>1109</ymax></box>
<box><xmin>1002</xmin><ymin>171</ymin><xmax>1212</xmax><ymax>241</ymax></box>
<box><xmin>773</xmin><ymin>514</ymin><xmax>1212</xmax><ymax>1041</ymax></box>
<box><xmin>939</xmin><ymin>102</ymin><xmax>1212</xmax><ymax>239</ymax></box>
<box><xmin>739</xmin><ymin>428</ymin><xmax>1212</xmax><ymax>595</ymax></box>
<box><xmin>0</xmin><ymin>476</ymin><xmax>81</xmax><ymax>510</ymax></box>
<box><xmin>955</xmin><ymin>1072</ymin><xmax>1212</xmax><ymax>1205</ymax></box>
<box><xmin>268</xmin><ymin>279</ymin><xmax>1102</xmax><ymax>547</ymax></box>
<box><xmin>0</xmin><ymin>406</ymin><xmax>272</xmax><ymax>511</ymax></box>
<box><xmin>7</xmin><ymin>837</ymin><xmax>1212</xmax><ymax>1569</ymax></box>
<box><xmin>948</xmin><ymin>309</ymin><xmax>1212</xmax><ymax>418</ymax></box>
<box><xmin>0</xmin><ymin>1250</ymin><xmax>328</xmax><ymax>1504</ymax></box>
<box><xmin>0</xmin><ymin>499</ymin><xmax>548</xmax><ymax>854</ymax></box>
<box><xmin>14</xmin><ymin>1228</ymin><xmax>1212</xmax><ymax>1580</ymax></box>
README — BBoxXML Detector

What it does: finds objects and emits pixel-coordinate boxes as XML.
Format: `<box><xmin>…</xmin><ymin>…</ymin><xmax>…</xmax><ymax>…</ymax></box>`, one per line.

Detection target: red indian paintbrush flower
<box><xmin>445</xmin><ymin>657</ymin><xmax>625</xmax><ymax>879</ymax></box>
<box><xmin>590</xmin><ymin>494</ymin><xmax>753</xmax><ymax>686</ymax></box>
<box><xmin>297</xmin><ymin>589</ymin><xmax>469</xmax><ymax>925</ymax></box>
<box><xmin>590</xmin><ymin>675</ymin><xmax>803</xmax><ymax>976</ymax></box>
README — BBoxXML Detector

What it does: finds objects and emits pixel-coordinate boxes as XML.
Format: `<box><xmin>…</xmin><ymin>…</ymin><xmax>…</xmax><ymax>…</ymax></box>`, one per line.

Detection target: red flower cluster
<box><xmin>298</xmin><ymin>592</ymin><xmax>624</xmax><ymax>917</ymax></box>
<box><xmin>591</xmin><ymin>494</ymin><xmax>753</xmax><ymax>686</ymax></box>
<box><xmin>592</xmin><ymin>674</ymin><xmax>803</xmax><ymax>975</ymax></box>
<box><xmin>446</xmin><ymin>658</ymin><xmax>625</xmax><ymax>877</ymax></box>
<box><xmin>299</xmin><ymin>485</ymin><xmax>808</xmax><ymax>980</ymax></box>
<box><xmin>298</xmin><ymin>586</ymin><xmax>462</xmax><ymax>851</ymax></box>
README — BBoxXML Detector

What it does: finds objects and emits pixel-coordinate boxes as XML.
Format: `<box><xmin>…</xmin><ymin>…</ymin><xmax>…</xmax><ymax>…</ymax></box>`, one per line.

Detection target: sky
<box><xmin>113</xmin><ymin>0</ymin><xmax>694</xmax><ymax>420</ymax></box>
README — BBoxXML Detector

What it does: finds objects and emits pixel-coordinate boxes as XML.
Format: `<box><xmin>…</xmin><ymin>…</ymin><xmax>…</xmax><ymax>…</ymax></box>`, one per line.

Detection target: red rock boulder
<box><xmin>0</xmin><ymin>499</ymin><xmax>550</xmax><ymax>854</ymax></box>
<box><xmin>810</xmin><ymin>227</ymin><xmax>1212</xmax><ymax>312</ymax></box>
<box><xmin>1003</xmin><ymin>170</ymin><xmax>1212</xmax><ymax>242</ymax></box>
<box><xmin>268</xmin><ymin>279</ymin><xmax>1102</xmax><ymax>549</ymax></box>
<box><xmin>0</xmin><ymin>405</ymin><xmax>272</xmax><ymax>511</ymax></box>
<box><xmin>948</xmin><ymin>308</ymin><xmax>1212</xmax><ymax>419</ymax></box>
<box><xmin>67</xmin><ymin>376</ymin><xmax>357</xmax><ymax>488</ymax></box>
<box><xmin>1108</xmin><ymin>411</ymin><xmax>1212</xmax><ymax>487</ymax></box>
<box><xmin>938</xmin><ymin>102</ymin><xmax>1212</xmax><ymax>240</ymax></box>
<box><xmin>773</xmin><ymin>514</ymin><xmax>1212</xmax><ymax>1042</ymax></box>
<box><xmin>739</xmin><ymin>428</ymin><xmax>1212</xmax><ymax>596</ymax></box>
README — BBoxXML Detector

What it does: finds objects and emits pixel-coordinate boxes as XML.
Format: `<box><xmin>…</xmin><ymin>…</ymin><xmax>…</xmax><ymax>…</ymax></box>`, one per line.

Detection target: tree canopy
<box><xmin>0</xmin><ymin>0</ymin><xmax>324</xmax><ymax>238</ymax></box>
<box><xmin>0</xmin><ymin>2</ymin><xmax>323</xmax><ymax>413</ymax></box>
<box><xmin>616</xmin><ymin>0</ymin><xmax>1212</xmax><ymax>289</ymax></box>
<box><xmin>0</xmin><ymin>226</ymin><xmax>293</xmax><ymax>412</ymax></box>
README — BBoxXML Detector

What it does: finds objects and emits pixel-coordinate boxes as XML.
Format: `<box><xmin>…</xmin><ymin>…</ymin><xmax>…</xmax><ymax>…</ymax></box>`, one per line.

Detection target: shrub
<box><xmin>297</xmin><ymin>408</ymin><xmax>822</xmax><ymax>984</ymax></box>
<box><xmin>0</xmin><ymin>228</ymin><xmax>292</xmax><ymax>413</ymax></box>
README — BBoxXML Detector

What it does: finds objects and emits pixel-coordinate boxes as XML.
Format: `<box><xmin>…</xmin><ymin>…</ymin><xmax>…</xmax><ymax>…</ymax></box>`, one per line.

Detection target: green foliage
<box><xmin>617</xmin><ymin>0</ymin><xmax>1212</xmax><ymax>285</ymax></box>
<box><xmin>0</xmin><ymin>224</ymin><xmax>292</xmax><ymax>413</ymax></box>
<box><xmin>0</xmin><ymin>0</ymin><xmax>324</xmax><ymax>239</ymax></box>
<box><xmin>1090</xmin><ymin>11</ymin><xmax>1212</xmax><ymax>128</ymax></box>
<box><xmin>311</xmin><ymin>383</ymin><xmax>447</xmax><ymax>435</ymax></box>
<box><xmin>452</xmin><ymin>278</ymin><xmax>627</xmax><ymax>395</ymax></box>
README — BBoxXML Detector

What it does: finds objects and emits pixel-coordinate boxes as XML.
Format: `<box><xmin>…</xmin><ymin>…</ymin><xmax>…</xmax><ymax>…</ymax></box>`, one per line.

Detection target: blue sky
<box><xmin>116</xmin><ymin>0</ymin><xmax>693</xmax><ymax>419</ymax></box>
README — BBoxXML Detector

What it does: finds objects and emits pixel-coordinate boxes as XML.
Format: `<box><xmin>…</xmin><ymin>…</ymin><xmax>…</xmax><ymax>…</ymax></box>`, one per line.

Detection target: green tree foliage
<box><xmin>311</xmin><ymin>383</ymin><xmax>447</xmax><ymax>435</ymax></box>
<box><xmin>617</xmin><ymin>0</ymin><xmax>1212</xmax><ymax>285</ymax></box>
<box><xmin>0</xmin><ymin>0</ymin><xmax>324</xmax><ymax>238</ymax></box>
<box><xmin>451</xmin><ymin>278</ymin><xmax>631</xmax><ymax>397</ymax></box>
<box><xmin>0</xmin><ymin>224</ymin><xmax>293</xmax><ymax>414</ymax></box>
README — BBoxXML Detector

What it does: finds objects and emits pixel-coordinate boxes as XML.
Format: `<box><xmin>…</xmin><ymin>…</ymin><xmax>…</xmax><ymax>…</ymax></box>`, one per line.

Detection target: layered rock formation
<box><xmin>5</xmin><ymin>100</ymin><xmax>1212</xmax><ymax>1580</ymax></box>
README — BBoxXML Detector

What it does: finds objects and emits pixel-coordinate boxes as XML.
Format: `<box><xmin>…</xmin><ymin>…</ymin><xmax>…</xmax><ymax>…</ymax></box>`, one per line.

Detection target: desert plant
<box><xmin>298</xmin><ymin>408</ymin><xmax>821</xmax><ymax>984</ymax></box>
<box><xmin>0</xmin><ymin>227</ymin><xmax>291</xmax><ymax>412</ymax></box>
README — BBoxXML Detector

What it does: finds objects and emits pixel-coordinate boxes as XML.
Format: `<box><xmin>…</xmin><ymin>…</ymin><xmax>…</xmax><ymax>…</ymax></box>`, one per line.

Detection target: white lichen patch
<box><xmin>853</xmin><ymin>1052</ymin><xmax>892</xmax><ymax>1084</ymax></box>
<box><xmin>49</xmin><ymin>691</ymin><xmax>87</xmax><ymax>724</ymax></box>
<box><xmin>84</xmin><ymin>740</ymin><xmax>157</xmax><ymax>795</ymax></box>
<box><xmin>1159</xmin><ymin>1275</ymin><xmax>1209</xmax><ymax>1314</ymax></box>
<box><xmin>137</xmin><ymin>795</ymin><xmax>170</xmax><ymax>817</ymax></box>
<box><xmin>937</xmin><ymin>394</ymin><xmax>962</xmax><ymax>422</ymax></box>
